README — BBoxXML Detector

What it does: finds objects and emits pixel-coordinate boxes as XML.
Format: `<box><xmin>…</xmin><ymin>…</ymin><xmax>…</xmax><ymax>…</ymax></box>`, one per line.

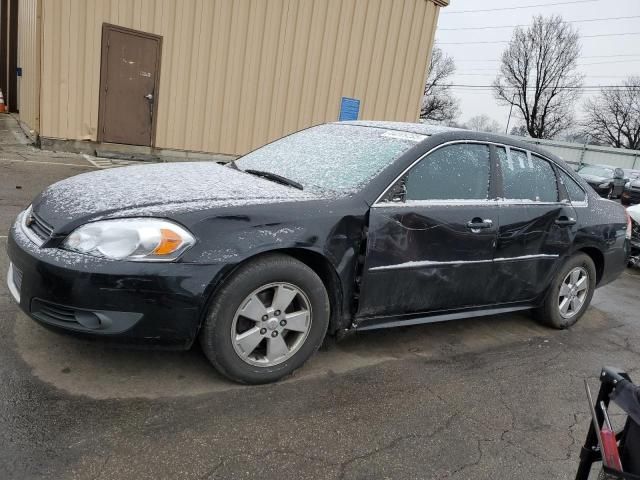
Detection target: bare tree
<box><xmin>421</xmin><ymin>46</ymin><xmax>459</xmax><ymax>123</ymax></box>
<box><xmin>581</xmin><ymin>77</ymin><xmax>640</xmax><ymax>150</ymax></box>
<box><xmin>465</xmin><ymin>114</ymin><xmax>502</xmax><ymax>133</ymax></box>
<box><xmin>509</xmin><ymin>125</ymin><xmax>529</xmax><ymax>137</ymax></box>
<box><xmin>493</xmin><ymin>15</ymin><xmax>583</xmax><ymax>139</ymax></box>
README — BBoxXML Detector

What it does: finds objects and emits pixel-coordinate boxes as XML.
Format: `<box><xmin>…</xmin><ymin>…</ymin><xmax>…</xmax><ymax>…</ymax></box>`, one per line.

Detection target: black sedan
<box><xmin>6</xmin><ymin>122</ymin><xmax>629</xmax><ymax>384</ymax></box>
<box><xmin>577</xmin><ymin>164</ymin><xmax>627</xmax><ymax>199</ymax></box>
<box><xmin>621</xmin><ymin>169</ymin><xmax>640</xmax><ymax>206</ymax></box>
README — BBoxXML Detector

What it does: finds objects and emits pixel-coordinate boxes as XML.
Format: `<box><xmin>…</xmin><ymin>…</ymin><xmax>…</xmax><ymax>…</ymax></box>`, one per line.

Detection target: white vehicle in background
<box><xmin>628</xmin><ymin>204</ymin><xmax>640</xmax><ymax>267</ymax></box>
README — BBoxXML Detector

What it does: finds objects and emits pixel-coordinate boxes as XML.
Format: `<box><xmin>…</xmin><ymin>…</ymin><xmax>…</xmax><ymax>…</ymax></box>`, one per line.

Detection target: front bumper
<box><xmin>6</xmin><ymin>218</ymin><xmax>226</xmax><ymax>348</ymax></box>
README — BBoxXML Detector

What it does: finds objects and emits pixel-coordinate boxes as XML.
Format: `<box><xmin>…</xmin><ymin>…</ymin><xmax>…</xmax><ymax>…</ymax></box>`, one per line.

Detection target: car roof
<box><xmin>331</xmin><ymin>120</ymin><xmax>582</xmax><ymax>176</ymax></box>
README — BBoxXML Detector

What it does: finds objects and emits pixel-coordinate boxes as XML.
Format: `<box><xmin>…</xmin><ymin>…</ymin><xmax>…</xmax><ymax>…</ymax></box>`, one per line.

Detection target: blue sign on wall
<box><xmin>339</xmin><ymin>97</ymin><xmax>360</xmax><ymax>121</ymax></box>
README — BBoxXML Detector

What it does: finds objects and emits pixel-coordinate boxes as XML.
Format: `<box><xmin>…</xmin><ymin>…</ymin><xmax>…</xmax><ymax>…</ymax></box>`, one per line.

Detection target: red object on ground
<box><xmin>601</xmin><ymin>427</ymin><xmax>623</xmax><ymax>472</ymax></box>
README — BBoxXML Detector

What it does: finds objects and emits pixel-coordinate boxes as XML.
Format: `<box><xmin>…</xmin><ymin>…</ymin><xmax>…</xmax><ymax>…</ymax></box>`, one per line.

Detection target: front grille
<box><xmin>31</xmin><ymin>299</ymin><xmax>79</xmax><ymax>325</ymax></box>
<box><xmin>27</xmin><ymin>211</ymin><xmax>54</xmax><ymax>242</ymax></box>
<box><xmin>12</xmin><ymin>264</ymin><xmax>23</xmax><ymax>292</ymax></box>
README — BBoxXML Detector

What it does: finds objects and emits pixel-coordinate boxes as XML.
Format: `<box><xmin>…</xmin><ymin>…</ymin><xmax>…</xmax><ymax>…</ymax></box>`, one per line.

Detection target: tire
<box><xmin>534</xmin><ymin>253</ymin><xmax>597</xmax><ymax>329</ymax></box>
<box><xmin>199</xmin><ymin>254</ymin><xmax>330</xmax><ymax>384</ymax></box>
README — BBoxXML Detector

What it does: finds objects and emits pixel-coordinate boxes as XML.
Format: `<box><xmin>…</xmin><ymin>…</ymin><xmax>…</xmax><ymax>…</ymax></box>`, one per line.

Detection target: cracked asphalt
<box><xmin>1</xmin><ymin>115</ymin><xmax>639</xmax><ymax>479</ymax></box>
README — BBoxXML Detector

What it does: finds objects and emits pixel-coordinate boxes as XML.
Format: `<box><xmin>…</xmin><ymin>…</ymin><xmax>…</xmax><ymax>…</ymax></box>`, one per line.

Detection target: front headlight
<box><xmin>63</xmin><ymin>218</ymin><xmax>195</xmax><ymax>261</ymax></box>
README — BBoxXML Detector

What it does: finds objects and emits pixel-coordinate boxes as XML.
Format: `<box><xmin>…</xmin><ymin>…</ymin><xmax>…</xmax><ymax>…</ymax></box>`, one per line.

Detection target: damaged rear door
<box><xmin>357</xmin><ymin>142</ymin><xmax>499</xmax><ymax>322</ymax></box>
<box><xmin>492</xmin><ymin>147</ymin><xmax>578</xmax><ymax>303</ymax></box>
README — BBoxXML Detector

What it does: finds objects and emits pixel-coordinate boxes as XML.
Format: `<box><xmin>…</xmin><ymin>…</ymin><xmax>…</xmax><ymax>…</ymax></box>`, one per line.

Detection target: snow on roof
<box><xmin>335</xmin><ymin>120</ymin><xmax>464</xmax><ymax>136</ymax></box>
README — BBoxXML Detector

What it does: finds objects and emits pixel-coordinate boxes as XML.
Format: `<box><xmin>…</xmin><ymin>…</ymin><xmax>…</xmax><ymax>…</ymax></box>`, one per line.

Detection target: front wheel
<box><xmin>534</xmin><ymin>253</ymin><xmax>597</xmax><ymax>329</ymax></box>
<box><xmin>199</xmin><ymin>254</ymin><xmax>330</xmax><ymax>384</ymax></box>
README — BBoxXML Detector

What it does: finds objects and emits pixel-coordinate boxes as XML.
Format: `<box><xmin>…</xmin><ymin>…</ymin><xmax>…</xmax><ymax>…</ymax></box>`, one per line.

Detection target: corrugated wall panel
<box><xmin>17</xmin><ymin>0</ymin><xmax>40</xmax><ymax>134</ymax></box>
<box><xmin>38</xmin><ymin>0</ymin><xmax>442</xmax><ymax>156</ymax></box>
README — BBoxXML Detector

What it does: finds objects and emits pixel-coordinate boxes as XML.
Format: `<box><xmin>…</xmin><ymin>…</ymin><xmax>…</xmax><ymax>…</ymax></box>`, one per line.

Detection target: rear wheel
<box><xmin>199</xmin><ymin>254</ymin><xmax>330</xmax><ymax>384</ymax></box>
<box><xmin>534</xmin><ymin>253</ymin><xmax>597</xmax><ymax>329</ymax></box>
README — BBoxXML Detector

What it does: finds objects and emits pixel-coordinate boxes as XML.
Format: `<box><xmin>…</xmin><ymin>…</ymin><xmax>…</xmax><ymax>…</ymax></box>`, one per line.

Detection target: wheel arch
<box><xmin>198</xmin><ymin>248</ymin><xmax>346</xmax><ymax>337</ymax></box>
<box><xmin>576</xmin><ymin>246</ymin><xmax>605</xmax><ymax>285</ymax></box>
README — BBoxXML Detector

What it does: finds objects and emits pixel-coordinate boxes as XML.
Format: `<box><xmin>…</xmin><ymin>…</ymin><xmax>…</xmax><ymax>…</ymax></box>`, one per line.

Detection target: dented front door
<box><xmin>357</xmin><ymin>142</ymin><xmax>499</xmax><ymax>320</ymax></box>
<box><xmin>357</xmin><ymin>202</ymin><xmax>499</xmax><ymax>319</ymax></box>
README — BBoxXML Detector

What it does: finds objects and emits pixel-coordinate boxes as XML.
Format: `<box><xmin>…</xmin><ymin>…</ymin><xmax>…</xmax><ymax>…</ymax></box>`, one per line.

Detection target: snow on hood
<box><xmin>579</xmin><ymin>174</ymin><xmax>608</xmax><ymax>182</ymax></box>
<box><xmin>33</xmin><ymin>162</ymin><xmax>315</xmax><ymax>228</ymax></box>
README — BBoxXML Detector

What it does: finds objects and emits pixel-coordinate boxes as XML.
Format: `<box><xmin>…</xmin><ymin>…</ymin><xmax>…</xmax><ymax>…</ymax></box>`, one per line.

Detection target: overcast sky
<box><xmin>435</xmin><ymin>0</ymin><xmax>640</xmax><ymax>131</ymax></box>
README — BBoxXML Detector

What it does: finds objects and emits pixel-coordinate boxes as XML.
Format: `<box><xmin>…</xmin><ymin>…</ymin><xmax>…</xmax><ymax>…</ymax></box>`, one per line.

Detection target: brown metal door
<box><xmin>98</xmin><ymin>25</ymin><xmax>161</xmax><ymax>146</ymax></box>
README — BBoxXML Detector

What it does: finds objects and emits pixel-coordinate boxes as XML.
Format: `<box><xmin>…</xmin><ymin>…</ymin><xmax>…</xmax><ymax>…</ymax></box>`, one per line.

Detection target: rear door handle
<box><xmin>466</xmin><ymin>218</ymin><xmax>493</xmax><ymax>231</ymax></box>
<box><xmin>555</xmin><ymin>216</ymin><xmax>576</xmax><ymax>227</ymax></box>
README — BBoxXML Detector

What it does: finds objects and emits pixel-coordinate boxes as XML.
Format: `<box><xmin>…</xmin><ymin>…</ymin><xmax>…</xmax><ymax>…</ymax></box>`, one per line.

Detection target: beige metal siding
<box><xmin>17</xmin><ymin>0</ymin><xmax>40</xmax><ymax>133</ymax></box>
<box><xmin>39</xmin><ymin>0</ymin><xmax>442</xmax><ymax>156</ymax></box>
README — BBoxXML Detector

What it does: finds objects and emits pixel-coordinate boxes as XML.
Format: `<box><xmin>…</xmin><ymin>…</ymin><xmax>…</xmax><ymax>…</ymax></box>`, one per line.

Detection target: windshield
<box><xmin>579</xmin><ymin>166</ymin><xmax>613</xmax><ymax>177</ymax></box>
<box><xmin>235</xmin><ymin>124</ymin><xmax>425</xmax><ymax>193</ymax></box>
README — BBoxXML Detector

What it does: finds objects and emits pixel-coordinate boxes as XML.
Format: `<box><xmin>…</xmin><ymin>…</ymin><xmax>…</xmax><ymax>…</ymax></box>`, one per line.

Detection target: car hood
<box><xmin>32</xmin><ymin>162</ymin><xmax>316</xmax><ymax>229</ymax></box>
<box><xmin>629</xmin><ymin>203</ymin><xmax>640</xmax><ymax>223</ymax></box>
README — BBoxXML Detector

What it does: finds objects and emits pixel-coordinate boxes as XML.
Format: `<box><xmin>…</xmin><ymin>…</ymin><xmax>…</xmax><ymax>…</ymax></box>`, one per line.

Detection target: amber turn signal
<box><xmin>153</xmin><ymin>228</ymin><xmax>184</xmax><ymax>255</ymax></box>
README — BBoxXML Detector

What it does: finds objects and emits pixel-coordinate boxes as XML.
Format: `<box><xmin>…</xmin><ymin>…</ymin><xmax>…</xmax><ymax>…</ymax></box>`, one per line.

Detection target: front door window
<box><xmin>403</xmin><ymin>143</ymin><xmax>491</xmax><ymax>201</ymax></box>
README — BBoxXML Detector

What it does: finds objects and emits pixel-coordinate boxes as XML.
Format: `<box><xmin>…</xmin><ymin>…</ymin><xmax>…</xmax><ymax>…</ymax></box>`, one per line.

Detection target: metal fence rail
<box><xmin>516</xmin><ymin>136</ymin><xmax>640</xmax><ymax>171</ymax></box>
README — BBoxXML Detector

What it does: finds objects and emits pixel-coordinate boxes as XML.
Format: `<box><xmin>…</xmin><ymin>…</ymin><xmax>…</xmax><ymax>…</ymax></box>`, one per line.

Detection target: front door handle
<box><xmin>144</xmin><ymin>93</ymin><xmax>154</xmax><ymax>101</ymax></box>
<box><xmin>466</xmin><ymin>218</ymin><xmax>493</xmax><ymax>232</ymax></box>
<box><xmin>555</xmin><ymin>216</ymin><xmax>576</xmax><ymax>227</ymax></box>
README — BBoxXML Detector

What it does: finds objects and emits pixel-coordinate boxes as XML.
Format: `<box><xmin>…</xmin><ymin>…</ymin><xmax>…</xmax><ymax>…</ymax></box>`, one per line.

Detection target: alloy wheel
<box><xmin>231</xmin><ymin>282</ymin><xmax>312</xmax><ymax>367</ymax></box>
<box><xmin>558</xmin><ymin>267</ymin><xmax>589</xmax><ymax>319</ymax></box>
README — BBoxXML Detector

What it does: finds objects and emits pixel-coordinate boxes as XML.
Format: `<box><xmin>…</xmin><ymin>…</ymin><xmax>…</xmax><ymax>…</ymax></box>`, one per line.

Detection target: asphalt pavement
<box><xmin>1</xmin><ymin>114</ymin><xmax>639</xmax><ymax>480</ymax></box>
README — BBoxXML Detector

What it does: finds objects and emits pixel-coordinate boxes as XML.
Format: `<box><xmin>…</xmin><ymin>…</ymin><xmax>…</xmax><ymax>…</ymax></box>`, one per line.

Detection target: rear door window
<box><xmin>499</xmin><ymin>148</ymin><xmax>558</xmax><ymax>202</ymax></box>
<box><xmin>403</xmin><ymin>143</ymin><xmax>491</xmax><ymax>201</ymax></box>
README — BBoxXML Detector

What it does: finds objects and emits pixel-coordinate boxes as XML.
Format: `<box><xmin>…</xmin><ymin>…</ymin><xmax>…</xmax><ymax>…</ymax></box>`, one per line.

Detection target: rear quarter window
<box><xmin>559</xmin><ymin>170</ymin><xmax>587</xmax><ymax>204</ymax></box>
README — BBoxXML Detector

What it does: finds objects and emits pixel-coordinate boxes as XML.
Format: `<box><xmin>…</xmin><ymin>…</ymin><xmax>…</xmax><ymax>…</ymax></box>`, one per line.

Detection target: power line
<box><xmin>438</xmin><ymin>84</ymin><xmax>630</xmax><ymax>89</ymax></box>
<box><xmin>439</xmin><ymin>15</ymin><xmax>640</xmax><ymax>31</ymax></box>
<box><xmin>580</xmin><ymin>59</ymin><xmax>640</xmax><ymax>66</ymax></box>
<box><xmin>440</xmin><ymin>0</ymin><xmax>598</xmax><ymax>15</ymax></box>
<box><xmin>453</xmin><ymin>73</ymin><xmax>636</xmax><ymax>78</ymax></box>
<box><xmin>452</xmin><ymin>59</ymin><xmax>640</xmax><ymax>70</ymax></box>
<box><xmin>437</xmin><ymin>32</ymin><xmax>640</xmax><ymax>45</ymax></box>
<box><xmin>454</xmin><ymin>54</ymin><xmax>640</xmax><ymax>62</ymax></box>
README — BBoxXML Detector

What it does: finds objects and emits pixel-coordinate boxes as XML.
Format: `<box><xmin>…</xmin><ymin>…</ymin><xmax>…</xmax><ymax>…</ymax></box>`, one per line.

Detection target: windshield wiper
<box><xmin>243</xmin><ymin>169</ymin><xmax>304</xmax><ymax>190</ymax></box>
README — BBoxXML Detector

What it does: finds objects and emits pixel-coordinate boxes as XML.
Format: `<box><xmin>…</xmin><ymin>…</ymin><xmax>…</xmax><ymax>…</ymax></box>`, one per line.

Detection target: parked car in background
<box><xmin>577</xmin><ymin>164</ymin><xmax>627</xmax><ymax>199</ymax></box>
<box><xmin>6</xmin><ymin>122</ymin><xmax>630</xmax><ymax>384</ymax></box>
<box><xmin>628</xmin><ymin>204</ymin><xmax>640</xmax><ymax>267</ymax></box>
<box><xmin>621</xmin><ymin>169</ymin><xmax>640</xmax><ymax>206</ymax></box>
